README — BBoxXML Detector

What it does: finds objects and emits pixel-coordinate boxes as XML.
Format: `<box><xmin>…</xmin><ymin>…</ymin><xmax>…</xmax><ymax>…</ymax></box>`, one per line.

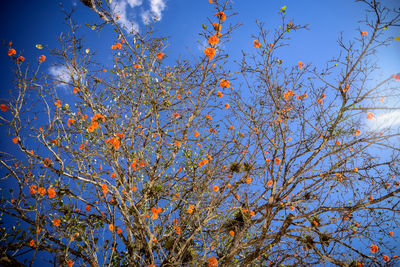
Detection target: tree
<box><xmin>1</xmin><ymin>0</ymin><xmax>400</xmax><ymax>266</ymax></box>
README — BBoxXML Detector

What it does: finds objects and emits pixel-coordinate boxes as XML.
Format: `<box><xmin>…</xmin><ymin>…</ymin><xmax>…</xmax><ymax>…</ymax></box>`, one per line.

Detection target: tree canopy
<box><xmin>1</xmin><ymin>0</ymin><xmax>400</xmax><ymax>266</ymax></box>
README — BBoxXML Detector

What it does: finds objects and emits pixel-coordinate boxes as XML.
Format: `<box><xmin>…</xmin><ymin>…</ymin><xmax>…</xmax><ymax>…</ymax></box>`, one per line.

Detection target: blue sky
<box><xmin>0</xmin><ymin>0</ymin><xmax>399</xmax><ymax>265</ymax></box>
<box><xmin>1</xmin><ymin>0</ymin><xmax>399</xmax><ymax>147</ymax></box>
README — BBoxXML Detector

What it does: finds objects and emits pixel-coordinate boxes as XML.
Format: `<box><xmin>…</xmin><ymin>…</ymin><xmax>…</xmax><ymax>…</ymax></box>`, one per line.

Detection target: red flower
<box><xmin>0</xmin><ymin>104</ymin><xmax>8</xmax><ymax>111</ymax></box>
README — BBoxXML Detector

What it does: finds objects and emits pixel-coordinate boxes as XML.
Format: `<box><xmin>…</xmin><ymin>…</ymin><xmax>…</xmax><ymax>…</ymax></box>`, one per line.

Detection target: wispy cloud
<box><xmin>370</xmin><ymin>111</ymin><xmax>400</xmax><ymax>130</ymax></box>
<box><xmin>49</xmin><ymin>66</ymin><xmax>76</xmax><ymax>87</ymax></box>
<box><xmin>111</xmin><ymin>0</ymin><xmax>167</xmax><ymax>31</ymax></box>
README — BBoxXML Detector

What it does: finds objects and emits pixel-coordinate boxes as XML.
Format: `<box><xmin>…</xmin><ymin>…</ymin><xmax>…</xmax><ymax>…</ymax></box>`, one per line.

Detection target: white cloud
<box><xmin>150</xmin><ymin>0</ymin><xmax>166</xmax><ymax>20</ymax></box>
<box><xmin>370</xmin><ymin>111</ymin><xmax>400</xmax><ymax>130</ymax></box>
<box><xmin>112</xmin><ymin>0</ymin><xmax>166</xmax><ymax>29</ymax></box>
<box><xmin>49</xmin><ymin>66</ymin><xmax>75</xmax><ymax>87</ymax></box>
<box><xmin>127</xmin><ymin>0</ymin><xmax>142</xmax><ymax>7</ymax></box>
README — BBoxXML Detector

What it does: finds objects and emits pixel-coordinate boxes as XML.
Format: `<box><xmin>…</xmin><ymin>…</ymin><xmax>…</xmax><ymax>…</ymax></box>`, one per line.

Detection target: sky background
<box><xmin>1</xmin><ymin>0</ymin><xmax>399</xmax><ymax>148</ymax></box>
<box><xmin>0</xmin><ymin>0</ymin><xmax>399</xmax><ymax>265</ymax></box>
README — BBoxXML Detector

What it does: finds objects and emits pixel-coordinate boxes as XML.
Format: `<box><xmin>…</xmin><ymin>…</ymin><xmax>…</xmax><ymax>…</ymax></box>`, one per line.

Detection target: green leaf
<box><xmin>280</xmin><ymin>5</ymin><xmax>287</xmax><ymax>13</ymax></box>
<box><xmin>383</xmin><ymin>25</ymin><xmax>388</xmax><ymax>29</ymax></box>
<box><xmin>36</xmin><ymin>44</ymin><xmax>43</xmax><ymax>49</ymax></box>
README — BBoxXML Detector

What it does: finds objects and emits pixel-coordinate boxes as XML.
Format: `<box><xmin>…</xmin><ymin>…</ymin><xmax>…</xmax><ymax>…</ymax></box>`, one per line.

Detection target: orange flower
<box><xmin>367</xmin><ymin>112</ymin><xmax>374</xmax><ymax>120</ymax></box>
<box><xmin>370</xmin><ymin>244</ymin><xmax>378</xmax><ymax>253</ymax></box>
<box><xmin>109</xmin><ymin>224</ymin><xmax>114</xmax><ymax>231</ymax></box>
<box><xmin>383</xmin><ymin>255</ymin><xmax>389</xmax><ymax>263</ymax></box>
<box><xmin>393</xmin><ymin>73</ymin><xmax>400</xmax><ymax>81</ymax></box>
<box><xmin>52</xmin><ymin>218</ymin><xmax>61</xmax><ymax>227</ymax></box>
<box><xmin>17</xmin><ymin>56</ymin><xmax>25</xmax><ymax>62</ymax></box>
<box><xmin>369</xmin><ymin>195</ymin><xmax>373</xmax><ymax>201</ymax></box>
<box><xmin>172</xmin><ymin>112</ymin><xmax>180</xmax><ymax>118</ymax></box>
<box><xmin>67</xmin><ymin>118</ymin><xmax>76</xmax><ymax>128</ymax></box>
<box><xmin>224</xmin><ymin>103</ymin><xmax>230</xmax><ymax>109</ymax></box>
<box><xmin>215</xmin><ymin>11</ymin><xmax>226</xmax><ymax>21</ymax></box>
<box><xmin>267</xmin><ymin>179</ymin><xmax>273</xmax><ymax>187</ymax></box>
<box><xmin>43</xmin><ymin>158</ymin><xmax>52</xmax><ymax>167</ymax></box>
<box><xmin>174</xmin><ymin>140</ymin><xmax>181</xmax><ymax>147</ymax></box>
<box><xmin>111</xmin><ymin>42</ymin><xmax>122</xmax><ymax>49</ymax></box>
<box><xmin>30</xmin><ymin>185</ymin><xmax>37</xmax><ymax>194</ymax></box>
<box><xmin>208</xmin><ymin>256</ymin><xmax>218</xmax><ymax>267</ymax></box>
<box><xmin>212</xmin><ymin>22</ymin><xmax>221</xmax><ymax>32</ymax></box>
<box><xmin>217</xmin><ymin>91</ymin><xmax>223</xmax><ymax>98</ymax></box>
<box><xmin>246</xmin><ymin>177</ymin><xmax>252</xmax><ymax>184</ymax></box>
<box><xmin>67</xmin><ymin>260</ymin><xmax>74</xmax><ymax>267</ymax></box>
<box><xmin>389</xmin><ymin>231</ymin><xmax>393</xmax><ymax>237</ymax></box>
<box><xmin>151</xmin><ymin>207</ymin><xmax>162</xmax><ymax>219</ymax></box>
<box><xmin>290</xmin><ymin>206</ymin><xmax>295</xmax><ymax>211</ymax></box>
<box><xmin>209</xmin><ymin>0</ymin><xmax>213</xmax><ymax>3</ymax></box>
<box><xmin>85</xmin><ymin>205</ymin><xmax>91</xmax><ymax>212</ymax></box>
<box><xmin>38</xmin><ymin>55</ymin><xmax>46</xmax><ymax>63</ymax></box>
<box><xmin>194</xmin><ymin>130</ymin><xmax>200</xmax><ymax>137</ymax></box>
<box><xmin>187</xmin><ymin>205</ymin><xmax>194</xmax><ymax>214</ymax></box>
<box><xmin>29</xmin><ymin>239</ymin><xmax>35</xmax><ymax>247</ymax></box>
<box><xmin>105</xmin><ymin>137</ymin><xmax>120</xmax><ymax>150</ymax></box>
<box><xmin>355</xmin><ymin>129</ymin><xmax>361</xmax><ymax>136</ymax></box>
<box><xmin>275</xmin><ymin>158</ymin><xmax>281</xmax><ymax>165</ymax></box>
<box><xmin>47</xmin><ymin>187</ymin><xmax>56</xmax><ymax>198</ymax></box>
<box><xmin>205</xmin><ymin>114</ymin><xmax>212</xmax><ymax>120</ymax></box>
<box><xmin>157</xmin><ymin>52</ymin><xmax>165</xmax><ymax>59</ymax></box>
<box><xmin>253</xmin><ymin>40</ymin><xmax>261</xmax><ymax>48</ymax></box>
<box><xmin>134</xmin><ymin>64</ymin><xmax>142</xmax><ymax>69</ymax></box>
<box><xmin>38</xmin><ymin>187</ymin><xmax>46</xmax><ymax>196</ymax></box>
<box><xmin>204</xmin><ymin>47</ymin><xmax>216</xmax><ymax>59</ymax></box>
<box><xmin>0</xmin><ymin>104</ymin><xmax>8</xmax><ymax>111</ymax></box>
<box><xmin>131</xmin><ymin>158</ymin><xmax>138</xmax><ymax>171</ymax></box>
<box><xmin>208</xmin><ymin>34</ymin><xmax>219</xmax><ymax>46</ymax></box>
<box><xmin>229</xmin><ymin>230</ymin><xmax>235</xmax><ymax>237</ymax></box>
<box><xmin>102</xmin><ymin>183</ymin><xmax>109</xmax><ymax>195</ymax></box>
<box><xmin>213</xmin><ymin>185</ymin><xmax>219</xmax><ymax>192</ymax></box>
<box><xmin>336</xmin><ymin>140</ymin><xmax>341</xmax><ymax>146</ymax></box>
<box><xmin>298</xmin><ymin>61</ymin><xmax>305</xmax><ymax>69</ymax></box>
<box><xmin>361</xmin><ymin>31</ymin><xmax>368</xmax><ymax>36</ymax></box>
<box><xmin>73</xmin><ymin>87</ymin><xmax>80</xmax><ymax>94</ymax></box>
<box><xmin>219</xmin><ymin>79</ymin><xmax>230</xmax><ymax>88</ymax></box>
<box><xmin>284</xmin><ymin>90</ymin><xmax>295</xmax><ymax>100</ymax></box>
<box><xmin>12</xmin><ymin>137</ymin><xmax>18</xmax><ymax>144</ymax></box>
<box><xmin>354</xmin><ymin>167</ymin><xmax>358</xmax><ymax>172</ymax></box>
<box><xmin>8</xmin><ymin>48</ymin><xmax>16</xmax><ymax>56</ymax></box>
